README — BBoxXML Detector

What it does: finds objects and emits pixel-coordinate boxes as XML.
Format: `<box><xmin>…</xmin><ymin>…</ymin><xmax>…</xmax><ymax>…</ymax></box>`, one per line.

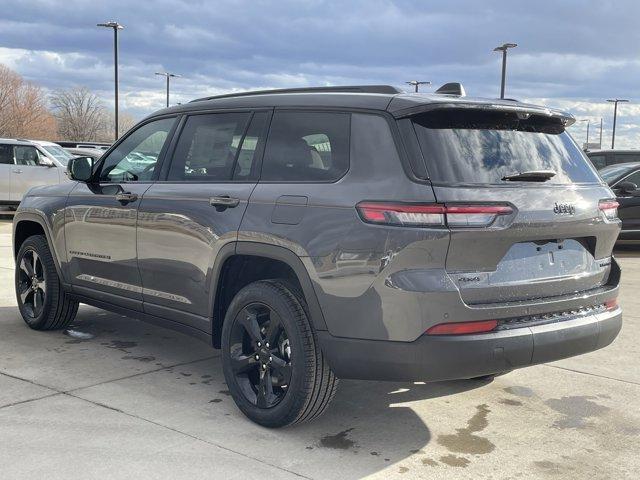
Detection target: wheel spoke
<box><xmin>231</xmin><ymin>353</ymin><xmax>259</xmax><ymax>374</ymax></box>
<box><xmin>19</xmin><ymin>284</ymin><xmax>32</xmax><ymax>305</ymax></box>
<box><xmin>239</xmin><ymin>311</ymin><xmax>263</xmax><ymax>343</ymax></box>
<box><xmin>33</xmin><ymin>289</ymin><xmax>42</xmax><ymax>315</ymax></box>
<box><xmin>32</xmin><ymin>251</ymin><xmax>41</xmax><ymax>278</ymax></box>
<box><xmin>270</xmin><ymin>354</ymin><xmax>292</xmax><ymax>385</ymax></box>
<box><xmin>264</xmin><ymin>312</ymin><xmax>282</xmax><ymax>347</ymax></box>
<box><xmin>256</xmin><ymin>368</ymin><xmax>276</xmax><ymax>408</ymax></box>
<box><xmin>20</xmin><ymin>257</ymin><xmax>34</xmax><ymax>278</ymax></box>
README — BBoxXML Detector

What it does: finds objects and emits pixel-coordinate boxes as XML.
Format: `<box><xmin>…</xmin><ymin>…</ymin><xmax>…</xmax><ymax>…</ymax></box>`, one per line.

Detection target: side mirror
<box><xmin>38</xmin><ymin>157</ymin><xmax>55</xmax><ymax>167</ymax></box>
<box><xmin>617</xmin><ymin>181</ymin><xmax>639</xmax><ymax>195</ymax></box>
<box><xmin>66</xmin><ymin>156</ymin><xmax>94</xmax><ymax>182</ymax></box>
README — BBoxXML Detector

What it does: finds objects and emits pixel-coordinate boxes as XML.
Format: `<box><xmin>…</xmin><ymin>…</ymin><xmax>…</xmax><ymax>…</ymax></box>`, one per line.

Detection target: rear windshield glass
<box><xmin>411</xmin><ymin>109</ymin><xmax>600</xmax><ymax>184</ymax></box>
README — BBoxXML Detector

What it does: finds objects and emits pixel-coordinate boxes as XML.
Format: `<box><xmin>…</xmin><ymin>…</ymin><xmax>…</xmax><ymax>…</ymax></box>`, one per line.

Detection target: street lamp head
<box><xmin>493</xmin><ymin>42</ymin><xmax>518</xmax><ymax>52</ymax></box>
<box><xmin>156</xmin><ymin>72</ymin><xmax>182</xmax><ymax>78</ymax></box>
<box><xmin>405</xmin><ymin>80</ymin><xmax>430</xmax><ymax>86</ymax></box>
<box><xmin>97</xmin><ymin>21</ymin><xmax>124</xmax><ymax>29</ymax></box>
<box><xmin>607</xmin><ymin>99</ymin><xmax>629</xmax><ymax>103</ymax></box>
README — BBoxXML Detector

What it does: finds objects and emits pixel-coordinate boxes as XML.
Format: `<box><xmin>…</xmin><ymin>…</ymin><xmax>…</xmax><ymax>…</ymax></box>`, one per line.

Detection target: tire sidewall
<box><xmin>221</xmin><ymin>281</ymin><xmax>313</xmax><ymax>427</ymax></box>
<box><xmin>15</xmin><ymin>236</ymin><xmax>55</xmax><ymax>329</ymax></box>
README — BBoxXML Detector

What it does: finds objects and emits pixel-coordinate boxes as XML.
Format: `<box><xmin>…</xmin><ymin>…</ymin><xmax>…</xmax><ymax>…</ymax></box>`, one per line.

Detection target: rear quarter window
<box><xmin>411</xmin><ymin>109</ymin><xmax>600</xmax><ymax>185</ymax></box>
<box><xmin>261</xmin><ymin>111</ymin><xmax>350</xmax><ymax>182</ymax></box>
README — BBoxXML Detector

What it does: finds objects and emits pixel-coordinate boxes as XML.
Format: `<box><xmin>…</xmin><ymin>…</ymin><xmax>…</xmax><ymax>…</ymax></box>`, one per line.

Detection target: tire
<box><xmin>221</xmin><ymin>279</ymin><xmax>339</xmax><ymax>428</ymax></box>
<box><xmin>15</xmin><ymin>235</ymin><xmax>78</xmax><ymax>330</ymax></box>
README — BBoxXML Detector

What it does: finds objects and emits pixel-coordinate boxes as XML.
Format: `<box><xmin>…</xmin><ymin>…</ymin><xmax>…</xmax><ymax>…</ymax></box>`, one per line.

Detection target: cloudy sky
<box><xmin>1</xmin><ymin>0</ymin><xmax>639</xmax><ymax>147</ymax></box>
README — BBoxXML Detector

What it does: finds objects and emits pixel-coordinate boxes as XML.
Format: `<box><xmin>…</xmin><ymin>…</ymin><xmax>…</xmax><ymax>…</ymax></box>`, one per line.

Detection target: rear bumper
<box><xmin>317</xmin><ymin>307</ymin><xmax>622</xmax><ymax>382</ymax></box>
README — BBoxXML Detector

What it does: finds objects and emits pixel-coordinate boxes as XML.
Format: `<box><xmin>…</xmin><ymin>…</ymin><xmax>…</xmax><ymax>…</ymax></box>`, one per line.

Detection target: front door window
<box><xmin>99</xmin><ymin>118</ymin><xmax>175</xmax><ymax>183</ymax></box>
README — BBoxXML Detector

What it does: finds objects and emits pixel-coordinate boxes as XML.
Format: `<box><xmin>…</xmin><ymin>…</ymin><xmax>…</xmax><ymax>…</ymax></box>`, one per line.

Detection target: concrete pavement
<box><xmin>0</xmin><ymin>217</ymin><xmax>638</xmax><ymax>479</ymax></box>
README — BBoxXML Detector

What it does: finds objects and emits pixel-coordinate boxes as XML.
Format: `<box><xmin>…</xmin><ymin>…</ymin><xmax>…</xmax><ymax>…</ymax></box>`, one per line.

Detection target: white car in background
<box><xmin>0</xmin><ymin>139</ymin><xmax>75</xmax><ymax>208</ymax></box>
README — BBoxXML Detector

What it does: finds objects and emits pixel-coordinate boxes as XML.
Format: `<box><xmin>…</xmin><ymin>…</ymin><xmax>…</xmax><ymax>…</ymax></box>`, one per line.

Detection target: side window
<box><xmin>588</xmin><ymin>155</ymin><xmax>606</xmax><ymax>170</ymax></box>
<box><xmin>167</xmin><ymin>113</ymin><xmax>250</xmax><ymax>182</ymax></box>
<box><xmin>0</xmin><ymin>144</ymin><xmax>13</xmax><ymax>164</ymax></box>
<box><xmin>262</xmin><ymin>111</ymin><xmax>350</xmax><ymax>182</ymax></box>
<box><xmin>14</xmin><ymin>146</ymin><xmax>42</xmax><ymax>166</ymax></box>
<box><xmin>99</xmin><ymin>117</ymin><xmax>175</xmax><ymax>183</ymax></box>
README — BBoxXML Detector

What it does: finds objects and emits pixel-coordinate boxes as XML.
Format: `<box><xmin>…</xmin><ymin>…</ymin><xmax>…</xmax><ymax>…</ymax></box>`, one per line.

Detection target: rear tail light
<box><xmin>604</xmin><ymin>298</ymin><xmax>618</xmax><ymax>311</ymax></box>
<box><xmin>599</xmin><ymin>199</ymin><xmax>619</xmax><ymax>220</ymax></box>
<box><xmin>356</xmin><ymin>202</ymin><xmax>513</xmax><ymax>228</ymax></box>
<box><xmin>425</xmin><ymin>319</ymin><xmax>498</xmax><ymax>335</ymax></box>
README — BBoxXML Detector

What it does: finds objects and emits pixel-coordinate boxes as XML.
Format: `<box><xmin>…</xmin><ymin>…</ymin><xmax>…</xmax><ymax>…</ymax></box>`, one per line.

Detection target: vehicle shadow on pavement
<box><xmin>0</xmin><ymin>304</ymin><xmax>491</xmax><ymax>479</ymax></box>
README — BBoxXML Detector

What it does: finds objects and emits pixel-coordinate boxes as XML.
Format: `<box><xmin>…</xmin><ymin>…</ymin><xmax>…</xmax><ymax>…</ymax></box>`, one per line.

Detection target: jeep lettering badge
<box><xmin>553</xmin><ymin>202</ymin><xmax>576</xmax><ymax>215</ymax></box>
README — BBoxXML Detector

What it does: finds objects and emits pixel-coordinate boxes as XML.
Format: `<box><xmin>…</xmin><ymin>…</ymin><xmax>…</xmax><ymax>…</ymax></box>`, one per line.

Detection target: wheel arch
<box><xmin>13</xmin><ymin>213</ymin><xmax>65</xmax><ymax>283</ymax></box>
<box><xmin>210</xmin><ymin>241</ymin><xmax>327</xmax><ymax>348</ymax></box>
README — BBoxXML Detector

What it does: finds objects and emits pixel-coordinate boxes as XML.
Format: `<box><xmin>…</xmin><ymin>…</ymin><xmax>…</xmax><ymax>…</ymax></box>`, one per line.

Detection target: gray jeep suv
<box><xmin>12</xmin><ymin>84</ymin><xmax>622</xmax><ymax>427</ymax></box>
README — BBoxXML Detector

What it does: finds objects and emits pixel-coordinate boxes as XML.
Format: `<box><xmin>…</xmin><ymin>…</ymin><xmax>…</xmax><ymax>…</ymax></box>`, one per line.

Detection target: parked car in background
<box><xmin>600</xmin><ymin>162</ymin><xmax>640</xmax><ymax>243</ymax></box>
<box><xmin>56</xmin><ymin>140</ymin><xmax>111</xmax><ymax>151</ymax></box>
<box><xmin>64</xmin><ymin>147</ymin><xmax>104</xmax><ymax>161</ymax></box>
<box><xmin>587</xmin><ymin>149</ymin><xmax>640</xmax><ymax>169</ymax></box>
<box><xmin>0</xmin><ymin>139</ymin><xmax>74</xmax><ymax>208</ymax></box>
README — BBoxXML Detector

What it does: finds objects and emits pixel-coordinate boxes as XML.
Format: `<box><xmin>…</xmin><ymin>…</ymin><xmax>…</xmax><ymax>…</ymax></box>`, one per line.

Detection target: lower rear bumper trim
<box><xmin>317</xmin><ymin>308</ymin><xmax>622</xmax><ymax>382</ymax></box>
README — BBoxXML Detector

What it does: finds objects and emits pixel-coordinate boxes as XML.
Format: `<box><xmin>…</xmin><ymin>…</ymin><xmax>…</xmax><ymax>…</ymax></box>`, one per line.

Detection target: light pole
<box><xmin>493</xmin><ymin>43</ymin><xmax>517</xmax><ymax>99</ymax></box>
<box><xmin>607</xmin><ymin>99</ymin><xmax>629</xmax><ymax>149</ymax></box>
<box><xmin>155</xmin><ymin>72</ymin><xmax>181</xmax><ymax>108</ymax></box>
<box><xmin>405</xmin><ymin>80</ymin><xmax>431</xmax><ymax>93</ymax></box>
<box><xmin>599</xmin><ymin>118</ymin><xmax>603</xmax><ymax>149</ymax></box>
<box><xmin>97</xmin><ymin>21</ymin><xmax>124</xmax><ymax>141</ymax></box>
<box><xmin>578</xmin><ymin>119</ymin><xmax>590</xmax><ymax>149</ymax></box>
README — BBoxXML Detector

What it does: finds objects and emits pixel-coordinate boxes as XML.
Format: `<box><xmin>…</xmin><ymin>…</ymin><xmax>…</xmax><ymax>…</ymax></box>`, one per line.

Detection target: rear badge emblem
<box><xmin>553</xmin><ymin>202</ymin><xmax>575</xmax><ymax>215</ymax></box>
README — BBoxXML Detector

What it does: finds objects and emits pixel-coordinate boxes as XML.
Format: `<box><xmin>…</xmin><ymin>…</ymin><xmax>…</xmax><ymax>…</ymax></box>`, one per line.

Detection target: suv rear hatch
<box><xmin>404</xmin><ymin>106</ymin><xmax>619</xmax><ymax>305</ymax></box>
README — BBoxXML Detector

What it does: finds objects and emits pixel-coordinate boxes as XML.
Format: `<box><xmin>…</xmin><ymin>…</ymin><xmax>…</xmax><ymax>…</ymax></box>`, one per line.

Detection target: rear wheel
<box><xmin>15</xmin><ymin>235</ymin><xmax>78</xmax><ymax>330</ymax></box>
<box><xmin>221</xmin><ymin>280</ymin><xmax>338</xmax><ymax>427</ymax></box>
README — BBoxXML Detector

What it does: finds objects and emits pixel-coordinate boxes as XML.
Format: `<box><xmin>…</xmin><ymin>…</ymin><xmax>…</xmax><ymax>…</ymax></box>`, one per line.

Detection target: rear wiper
<box><xmin>501</xmin><ymin>170</ymin><xmax>556</xmax><ymax>182</ymax></box>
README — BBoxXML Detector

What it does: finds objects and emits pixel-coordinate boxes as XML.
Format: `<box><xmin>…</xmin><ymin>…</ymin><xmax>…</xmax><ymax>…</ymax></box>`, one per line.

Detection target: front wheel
<box><xmin>221</xmin><ymin>280</ymin><xmax>338</xmax><ymax>427</ymax></box>
<box><xmin>15</xmin><ymin>235</ymin><xmax>78</xmax><ymax>330</ymax></box>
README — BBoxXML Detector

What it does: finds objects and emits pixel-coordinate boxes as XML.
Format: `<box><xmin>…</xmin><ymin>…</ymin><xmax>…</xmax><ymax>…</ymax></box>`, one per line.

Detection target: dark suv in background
<box><xmin>12</xmin><ymin>84</ymin><xmax>622</xmax><ymax>427</ymax></box>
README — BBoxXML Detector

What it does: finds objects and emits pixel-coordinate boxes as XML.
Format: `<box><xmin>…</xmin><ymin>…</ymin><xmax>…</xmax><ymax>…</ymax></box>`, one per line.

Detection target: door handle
<box><xmin>209</xmin><ymin>196</ymin><xmax>240</xmax><ymax>210</ymax></box>
<box><xmin>115</xmin><ymin>192</ymin><xmax>138</xmax><ymax>204</ymax></box>
<box><xmin>12</xmin><ymin>169</ymin><xmax>22</xmax><ymax>174</ymax></box>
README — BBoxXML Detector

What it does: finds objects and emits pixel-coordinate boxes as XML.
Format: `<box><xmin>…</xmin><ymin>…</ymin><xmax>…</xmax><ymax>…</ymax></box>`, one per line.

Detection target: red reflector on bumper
<box><xmin>605</xmin><ymin>299</ymin><xmax>618</xmax><ymax>311</ymax></box>
<box><xmin>425</xmin><ymin>320</ymin><xmax>498</xmax><ymax>335</ymax></box>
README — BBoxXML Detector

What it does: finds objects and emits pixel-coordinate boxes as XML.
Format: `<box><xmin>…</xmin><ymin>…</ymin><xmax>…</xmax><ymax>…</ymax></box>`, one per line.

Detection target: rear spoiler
<box><xmin>392</xmin><ymin>102</ymin><xmax>575</xmax><ymax>127</ymax></box>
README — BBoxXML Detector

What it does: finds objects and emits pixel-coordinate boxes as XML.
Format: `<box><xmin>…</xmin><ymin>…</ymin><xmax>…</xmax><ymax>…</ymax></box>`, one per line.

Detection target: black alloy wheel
<box><xmin>17</xmin><ymin>249</ymin><xmax>46</xmax><ymax>319</ymax></box>
<box><xmin>221</xmin><ymin>280</ymin><xmax>339</xmax><ymax>427</ymax></box>
<box><xmin>15</xmin><ymin>235</ymin><xmax>78</xmax><ymax>330</ymax></box>
<box><xmin>228</xmin><ymin>302</ymin><xmax>292</xmax><ymax>408</ymax></box>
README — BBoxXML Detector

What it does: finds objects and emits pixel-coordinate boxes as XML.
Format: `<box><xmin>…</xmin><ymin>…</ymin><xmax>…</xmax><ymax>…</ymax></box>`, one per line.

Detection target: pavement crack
<box><xmin>0</xmin><ymin>392</ymin><xmax>62</xmax><ymax>410</ymax></box>
<box><xmin>542</xmin><ymin>364</ymin><xmax>640</xmax><ymax>386</ymax></box>
<box><xmin>64</xmin><ymin>355</ymin><xmax>219</xmax><ymax>393</ymax></box>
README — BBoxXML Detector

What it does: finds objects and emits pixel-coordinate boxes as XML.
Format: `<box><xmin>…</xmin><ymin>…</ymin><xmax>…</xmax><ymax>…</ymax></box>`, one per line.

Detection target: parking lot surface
<box><xmin>0</xmin><ymin>215</ymin><xmax>638</xmax><ymax>479</ymax></box>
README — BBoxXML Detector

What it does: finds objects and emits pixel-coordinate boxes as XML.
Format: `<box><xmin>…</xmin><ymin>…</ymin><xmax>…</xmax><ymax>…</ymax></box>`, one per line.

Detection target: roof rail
<box><xmin>434</xmin><ymin>82</ymin><xmax>466</xmax><ymax>97</ymax></box>
<box><xmin>190</xmin><ymin>85</ymin><xmax>402</xmax><ymax>103</ymax></box>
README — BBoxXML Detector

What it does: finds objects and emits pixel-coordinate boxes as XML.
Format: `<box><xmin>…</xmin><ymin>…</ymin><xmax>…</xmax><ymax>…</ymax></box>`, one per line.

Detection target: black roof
<box><xmin>147</xmin><ymin>84</ymin><xmax>575</xmax><ymax>124</ymax></box>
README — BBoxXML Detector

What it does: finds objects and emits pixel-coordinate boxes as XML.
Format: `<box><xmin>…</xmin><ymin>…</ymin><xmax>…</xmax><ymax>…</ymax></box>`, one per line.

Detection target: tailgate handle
<box><xmin>210</xmin><ymin>195</ymin><xmax>240</xmax><ymax>210</ymax></box>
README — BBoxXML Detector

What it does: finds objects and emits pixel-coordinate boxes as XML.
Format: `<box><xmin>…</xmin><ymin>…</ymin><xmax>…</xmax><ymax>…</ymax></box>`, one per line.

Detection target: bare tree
<box><xmin>98</xmin><ymin>111</ymin><xmax>137</xmax><ymax>141</ymax></box>
<box><xmin>50</xmin><ymin>86</ymin><xmax>109</xmax><ymax>141</ymax></box>
<box><xmin>0</xmin><ymin>64</ymin><xmax>57</xmax><ymax>139</ymax></box>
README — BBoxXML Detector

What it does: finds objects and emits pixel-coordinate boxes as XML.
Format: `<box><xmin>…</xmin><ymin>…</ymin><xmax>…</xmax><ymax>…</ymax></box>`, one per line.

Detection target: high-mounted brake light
<box><xmin>425</xmin><ymin>319</ymin><xmax>498</xmax><ymax>335</ymax></box>
<box><xmin>599</xmin><ymin>199</ymin><xmax>619</xmax><ymax>220</ymax></box>
<box><xmin>356</xmin><ymin>202</ymin><xmax>513</xmax><ymax>228</ymax></box>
